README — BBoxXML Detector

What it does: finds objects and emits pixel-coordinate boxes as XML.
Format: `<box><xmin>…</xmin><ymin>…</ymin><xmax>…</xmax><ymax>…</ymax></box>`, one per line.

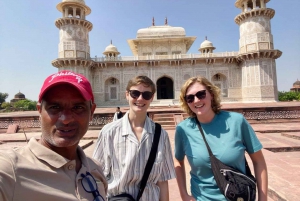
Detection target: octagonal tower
<box><xmin>52</xmin><ymin>0</ymin><xmax>94</xmax><ymax>79</ymax></box>
<box><xmin>235</xmin><ymin>0</ymin><xmax>282</xmax><ymax>102</ymax></box>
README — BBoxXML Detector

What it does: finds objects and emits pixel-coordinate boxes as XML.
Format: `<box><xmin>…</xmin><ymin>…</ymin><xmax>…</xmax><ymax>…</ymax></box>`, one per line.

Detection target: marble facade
<box><xmin>52</xmin><ymin>0</ymin><xmax>282</xmax><ymax>107</ymax></box>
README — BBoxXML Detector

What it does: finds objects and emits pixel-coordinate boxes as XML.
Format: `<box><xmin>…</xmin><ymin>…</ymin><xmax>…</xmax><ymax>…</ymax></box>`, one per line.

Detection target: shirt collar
<box><xmin>121</xmin><ymin>111</ymin><xmax>154</xmax><ymax>137</ymax></box>
<box><xmin>28</xmin><ymin>138</ymin><xmax>87</xmax><ymax>169</ymax></box>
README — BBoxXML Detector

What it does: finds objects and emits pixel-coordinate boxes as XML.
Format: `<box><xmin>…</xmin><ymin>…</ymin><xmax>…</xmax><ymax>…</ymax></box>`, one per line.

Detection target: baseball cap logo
<box><xmin>49</xmin><ymin>71</ymin><xmax>83</xmax><ymax>83</ymax></box>
<box><xmin>39</xmin><ymin>70</ymin><xmax>94</xmax><ymax>103</ymax></box>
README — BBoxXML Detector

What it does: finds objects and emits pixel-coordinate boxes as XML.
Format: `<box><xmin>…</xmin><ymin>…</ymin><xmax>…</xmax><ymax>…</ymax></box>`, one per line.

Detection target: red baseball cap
<box><xmin>38</xmin><ymin>70</ymin><xmax>94</xmax><ymax>103</ymax></box>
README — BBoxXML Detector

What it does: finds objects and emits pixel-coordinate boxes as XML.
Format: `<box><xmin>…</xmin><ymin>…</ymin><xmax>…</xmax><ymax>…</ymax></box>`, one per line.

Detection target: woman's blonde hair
<box><xmin>126</xmin><ymin>75</ymin><xmax>156</xmax><ymax>93</ymax></box>
<box><xmin>179</xmin><ymin>76</ymin><xmax>221</xmax><ymax>117</ymax></box>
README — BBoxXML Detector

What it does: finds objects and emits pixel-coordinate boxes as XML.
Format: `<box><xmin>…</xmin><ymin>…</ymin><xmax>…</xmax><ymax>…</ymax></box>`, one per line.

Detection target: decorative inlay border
<box><xmin>0</xmin><ymin>108</ymin><xmax>299</xmax><ymax>130</ymax></box>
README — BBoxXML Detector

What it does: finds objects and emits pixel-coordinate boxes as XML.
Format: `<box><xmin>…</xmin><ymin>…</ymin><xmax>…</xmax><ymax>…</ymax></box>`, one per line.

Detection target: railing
<box><xmin>91</xmin><ymin>52</ymin><xmax>238</xmax><ymax>62</ymax></box>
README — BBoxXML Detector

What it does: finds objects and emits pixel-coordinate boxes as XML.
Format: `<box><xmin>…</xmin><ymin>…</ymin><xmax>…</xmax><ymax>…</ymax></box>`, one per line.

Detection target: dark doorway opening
<box><xmin>157</xmin><ymin>77</ymin><xmax>174</xmax><ymax>99</ymax></box>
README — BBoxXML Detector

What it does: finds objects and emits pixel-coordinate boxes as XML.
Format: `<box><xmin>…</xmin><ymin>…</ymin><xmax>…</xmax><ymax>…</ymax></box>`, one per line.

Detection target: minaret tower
<box><xmin>52</xmin><ymin>0</ymin><xmax>93</xmax><ymax>78</ymax></box>
<box><xmin>235</xmin><ymin>0</ymin><xmax>282</xmax><ymax>102</ymax></box>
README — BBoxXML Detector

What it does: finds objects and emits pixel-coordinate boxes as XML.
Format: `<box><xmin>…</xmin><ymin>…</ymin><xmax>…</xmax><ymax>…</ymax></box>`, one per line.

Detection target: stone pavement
<box><xmin>77</xmin><ymin>126</ymin><xmax>300</xmax><ymax>201</ymax></box>
<box><xmin>1</xmin><ymin>102</ymin><xmax>299</xmax><ymax>200</ymax></box>
<box><xmin>1</xmin><ymin>121</ymin><xmax>300</xmax><ymax>200</ymax></box>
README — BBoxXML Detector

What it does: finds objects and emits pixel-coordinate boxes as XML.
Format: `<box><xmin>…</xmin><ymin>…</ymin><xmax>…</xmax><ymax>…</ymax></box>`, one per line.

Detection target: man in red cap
<box><xmin>0</xmin><ymin>70</ymin><xmax>107</xmax><ymax>201</ymax></box>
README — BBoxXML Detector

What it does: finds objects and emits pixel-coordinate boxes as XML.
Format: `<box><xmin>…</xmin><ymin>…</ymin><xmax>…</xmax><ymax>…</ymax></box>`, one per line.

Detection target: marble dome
<box><xmin>137</xmin><ymin>25</ymin><xmax>186</xmax><ymax>39</ymax></box>
<box><xmin>200</xmin><ymin>39</ymin><xmax>214</xmax><ymax>49</ymax></box>
<box><xmin>103</xmin><ymin>43</ymin><xmax>120</xmax><ymax>55</ymax></box>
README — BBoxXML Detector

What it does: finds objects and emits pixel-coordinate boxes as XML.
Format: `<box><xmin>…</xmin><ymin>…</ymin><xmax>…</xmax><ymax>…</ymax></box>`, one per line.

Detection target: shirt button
<box><xmin>68</xmin><ymin>164</ymin><xmax>74</xmax><ymax>170</ymax></box>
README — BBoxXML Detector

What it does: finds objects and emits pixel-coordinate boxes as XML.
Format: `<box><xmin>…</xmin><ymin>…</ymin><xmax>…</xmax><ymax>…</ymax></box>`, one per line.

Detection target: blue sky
<box><xmin>0</xmin><ymin>0</ymin><xmax>299</xmax><ymax>101</ymax></box>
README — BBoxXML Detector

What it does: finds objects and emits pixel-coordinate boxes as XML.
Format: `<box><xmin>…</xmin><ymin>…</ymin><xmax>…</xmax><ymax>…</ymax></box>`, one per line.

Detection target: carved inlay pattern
<box><xmin>0</xmin><ymin>120</ymin><xmax>41</xmax><ymax>129</ymax></box>
<box><xmin>259</xmin><ymin>43</ymin><xmax>269</xmax><ymax>50</ymax></box>
<box><xmin>242</xmin><ymin>111</ymin><xmax>300</xmax><ymax>120</ymax></box>
<box><xmin>65</xmin><ymin>50</ymin><xmax>74</xmax><ymax>57</ymax></box>
<box><xmin>1</xmin><ymin>109</ymin><xmax>299</xmax><ymax>130</ymax></box>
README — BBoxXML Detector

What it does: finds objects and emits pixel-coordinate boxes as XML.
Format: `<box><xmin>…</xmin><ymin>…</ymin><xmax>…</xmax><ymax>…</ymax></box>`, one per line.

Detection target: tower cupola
<box><xmin>198</xmin><ymin>37</ymin><xmax>215</xmax><ymax>53</ymax></box>
<box><xmin>235</xmin><ymin>0</ymin><xmax>269</xmax><ymax>12</ymax></box>
<box><xmin>57</xmin><ymin>0</ymin><xmax>91</xmax><ymax>18</ymax></box>
<box><xmin>103</xmin><ymin>41</ymin><xmax>120</xmax><ymax>58</ymax></box>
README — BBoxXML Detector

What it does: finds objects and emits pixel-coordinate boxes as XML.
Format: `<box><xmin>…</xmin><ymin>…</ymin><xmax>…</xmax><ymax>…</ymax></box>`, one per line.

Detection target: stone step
<box><xmin>154</xmin><ymin>121</ymin><xmax>176</xmax><ymax>126</ymax></box>
<box><xmin>161</xmin><ymin>126</ymin><xmax>176</xmax><ymax>130</ymax></box>
<box><xmin>153</xmin><ymin>113</ymin><xmax>176</xmax><ymax>117</ymax></box>
<box><xmin>281</xmin><ymin>132</ymin><xmax>300</xmax><ymax>140</ymax></box>
<box><xmin>257</xmin><ymin>133</ymin><xmax>300</xmax><ymax>150</ymax></box>
<box><xmin>152</xmin><ymin>113</ymin><xmax>177</xmax><ymax>129</ymax></box>
<box><xmin>251</xmin><ymin>122</ymin><xmax>300</xmax><ymax>133</ymax></box>
<box><xmin>153</xmin><ymin>117</ymin><xmax>174</xmax><ymax>121</ymax></box>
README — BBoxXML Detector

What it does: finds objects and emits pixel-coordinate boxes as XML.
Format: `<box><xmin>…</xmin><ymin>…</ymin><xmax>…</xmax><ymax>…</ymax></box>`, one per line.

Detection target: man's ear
<box><xmin>36</xmin><ymin>103</ymin><xmax>42</xmax><ymax>113</ymax></box>
<box><xmin>90</xmin><ymin>103</ymin><xmax>96</xmax><ymax>119</ymax></box>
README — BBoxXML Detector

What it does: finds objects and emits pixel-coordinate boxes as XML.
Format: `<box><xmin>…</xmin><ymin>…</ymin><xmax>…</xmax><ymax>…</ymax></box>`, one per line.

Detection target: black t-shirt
<box><xmin>117</xmin><ymin>112</ymin><xmax>123</xmax><ymax>119</ymax></box>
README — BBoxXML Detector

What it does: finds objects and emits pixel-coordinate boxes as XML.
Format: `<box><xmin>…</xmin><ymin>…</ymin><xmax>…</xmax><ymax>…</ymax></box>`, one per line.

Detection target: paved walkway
<box><xmin>75</xmin><ymin>125</ymin><xmax>300</xmax><ymax>201</ymax></box>
<box><xmin>0</xmin><ymin>102</ymin><xmax>299</xmax><ymax>200</ymax></box>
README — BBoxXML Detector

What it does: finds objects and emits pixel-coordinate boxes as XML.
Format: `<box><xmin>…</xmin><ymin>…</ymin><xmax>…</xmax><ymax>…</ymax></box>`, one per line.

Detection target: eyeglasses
<box><xmin>81</xmin><ymin>172</ymin><xmax>105</xmax><ymax>201</ymax></box>
<box><xmin>185</xmin><ymin>90</ymin><xmax>206</xmax><ymax>103</ymax></box>
<box><xmin>129</xmin><ymin>90</ymin><xmax>154</xmax><ymax>100</ymax></box>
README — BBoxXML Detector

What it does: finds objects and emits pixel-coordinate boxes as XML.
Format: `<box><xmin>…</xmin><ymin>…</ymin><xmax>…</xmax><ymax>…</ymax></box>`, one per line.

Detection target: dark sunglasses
<box><xmin>185</xmin><ymin>90</ymin><xmax>206</xmax><ymax>103</ymax></box>
<box><xmin>81</xmin><ymin>172</ymin><xmax>105</xmax><ymax>201</ymax></box>
<box><xmin>129</xmin><ymin>90</ymin><xmax>154</xmax><ymax>100</ymax></box>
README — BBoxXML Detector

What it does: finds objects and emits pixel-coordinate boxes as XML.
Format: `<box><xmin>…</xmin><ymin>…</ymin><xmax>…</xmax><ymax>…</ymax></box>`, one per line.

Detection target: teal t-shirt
<box><xmin>175</xmin><ymin>111</ymin><xmax>262</xmax><ymax>201</ymax></box>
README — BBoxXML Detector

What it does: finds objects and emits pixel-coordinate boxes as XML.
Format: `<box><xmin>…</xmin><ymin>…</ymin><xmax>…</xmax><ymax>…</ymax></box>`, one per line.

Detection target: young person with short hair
<box><xmin>93</xmin><ymin>75</ymin><xmax>176</xmax><ymax>201</ymax></box>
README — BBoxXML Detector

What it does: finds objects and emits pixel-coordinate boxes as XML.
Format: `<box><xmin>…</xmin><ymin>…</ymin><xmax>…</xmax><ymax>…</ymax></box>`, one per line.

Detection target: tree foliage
<box><xmin>0</xmin><ymin>99</ymin><xmax>37</xmax><ymax>112</ymax></box>
<box><xmin>0</xmin><ymin>92</ymin><xmax>9</xmax><ymax>107</ymax></box>
<box><xmin>1</xmin><ymin>102</ymin><xmax>11</xmax><ymax>110</ymax></box>
<box><xmin>13</xmin><ymin>99</ymin><xmax>37</xmax><ymax>111</ymax></box>
<box><xmin>278</xmin><ymin>91</ymin><xmax>300</xmax><ymax>101</ymax></box>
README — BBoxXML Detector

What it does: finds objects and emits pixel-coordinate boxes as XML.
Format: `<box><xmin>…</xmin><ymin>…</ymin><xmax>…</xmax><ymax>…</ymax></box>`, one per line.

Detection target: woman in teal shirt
<box><xmin>174</xmin><ymin>76</ymin><xmax>268</xmax><ymax>201</ymax></box>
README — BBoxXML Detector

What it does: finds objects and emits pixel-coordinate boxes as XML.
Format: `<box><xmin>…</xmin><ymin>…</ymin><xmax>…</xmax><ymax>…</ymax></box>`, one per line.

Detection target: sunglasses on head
<box><xmin>185</xmin><ymin>90</ymin><xmax>206</xmax><ymax>103</ymax></box>
<box><xmin>129</xmin><ymin>90</ymin><xmax>154</xmax><ymax>100</ymax></box>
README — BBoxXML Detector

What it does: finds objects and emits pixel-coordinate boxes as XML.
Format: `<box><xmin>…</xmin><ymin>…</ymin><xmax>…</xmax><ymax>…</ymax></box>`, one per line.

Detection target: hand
<box><xmin>182</xmin><ymin>194</ymin><xmax>196</xmax><ymax>201</ymax></box>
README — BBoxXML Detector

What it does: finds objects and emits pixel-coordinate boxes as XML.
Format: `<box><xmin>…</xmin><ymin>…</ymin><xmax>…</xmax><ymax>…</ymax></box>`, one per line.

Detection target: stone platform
<box><xmin>0</xmin><ymin>101</ymin><xmax>300</xmax><ymax>200</ymax></box>
<box><xmin>1</xmin><ymin>123</ymin><xmax>299</xmax><ymax>200</ymax></box>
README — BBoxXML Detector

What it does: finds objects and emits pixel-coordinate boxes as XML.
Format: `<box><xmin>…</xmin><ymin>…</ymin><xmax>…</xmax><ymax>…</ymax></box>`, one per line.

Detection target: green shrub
<box><xmin>13</xmin><ymin>100</ymin><xmax>37</xmax><ymax>111</ymax></box>
<box><xmin>1</xmin><ymin>102</ymin><xmax>11</xmax><ymax>110</ymax></box>
<box><xmin>278</xmin><ymin>91</ymin><xmax>300</xmax><ymax>101</ymax></box>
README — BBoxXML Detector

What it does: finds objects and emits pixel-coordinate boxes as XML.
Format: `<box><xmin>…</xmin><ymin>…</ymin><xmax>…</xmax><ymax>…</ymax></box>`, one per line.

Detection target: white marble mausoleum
<box><xmin>52</xmin><ymin>0</ymin><xmax>282</xmax><ymax>107</ymax></box>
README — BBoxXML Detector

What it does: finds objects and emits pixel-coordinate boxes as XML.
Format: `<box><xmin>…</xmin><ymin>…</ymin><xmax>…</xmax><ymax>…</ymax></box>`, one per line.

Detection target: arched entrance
<box><xmin>156</xmin><ymin>77</ymin><xmax>174</xmax><ymax>99</ymax></box>
<box><xmin>212</xmin><ymin>73</ymin><xmax>228</xmax><ymax>97</ymax></box>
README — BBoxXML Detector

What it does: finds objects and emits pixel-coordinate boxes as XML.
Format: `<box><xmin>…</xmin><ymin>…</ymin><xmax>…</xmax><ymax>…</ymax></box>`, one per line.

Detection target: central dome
<box><xmin>137</xmin><ymin>25</ymin><xmax>186</xmax><ymax>39</ymax></box>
